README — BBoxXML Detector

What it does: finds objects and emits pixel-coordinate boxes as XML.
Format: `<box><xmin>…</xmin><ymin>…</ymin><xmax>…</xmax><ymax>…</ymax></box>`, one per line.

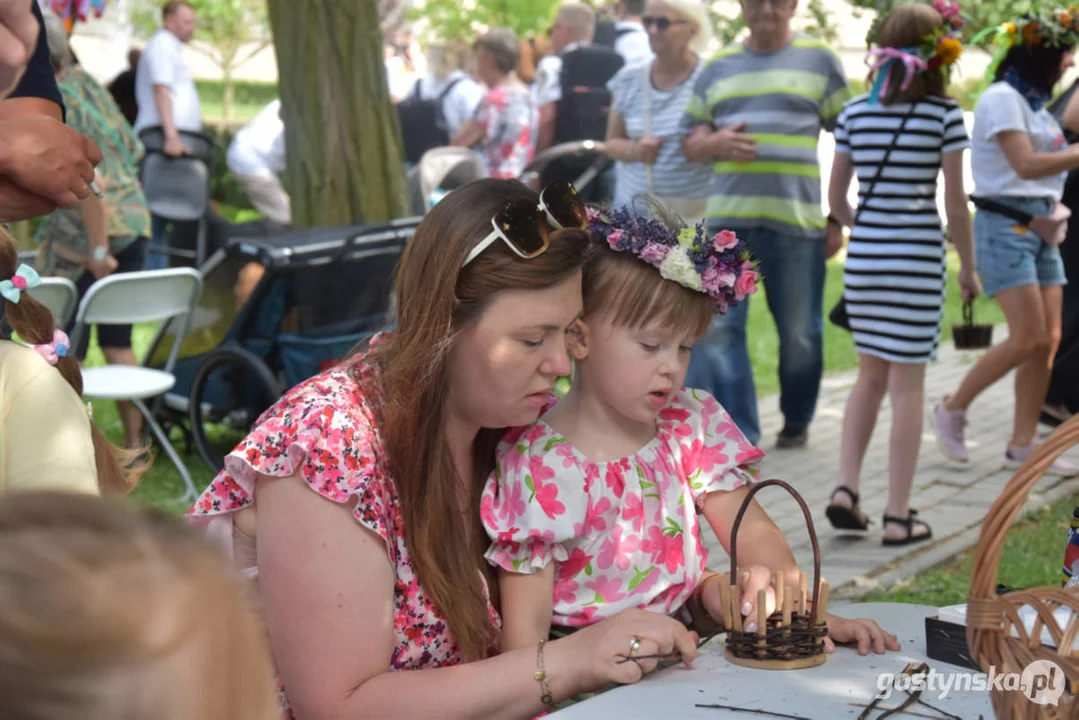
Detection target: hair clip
<box><xmin>33</xmin><ymin>330</ymin><xmax>70</xmax><ymax>366</ymax></box>
<box><xmin>0</xmin><ymin>264</ymin><xmax>41</xmax><ymax>304</ymax></box>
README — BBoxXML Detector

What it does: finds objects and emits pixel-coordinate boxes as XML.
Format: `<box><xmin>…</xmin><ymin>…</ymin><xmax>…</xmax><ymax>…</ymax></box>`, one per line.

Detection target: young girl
<box><xmin>481</xmin><ymin>202</ymin><xmax>900</xmax><ymax>657</ymax></box>
<box><xmin>0</xmin><ymin>228</ymin><xmax>147</xmax><ymax>495</ymax></box>
<box><xmin>932</xmin><ymin>8</ymin><xmax>1079</xmax><ymax>477</ymax></box>
<box><xmin>824</xmin><ymin>0</ymin><xmax>979</xmax><ymax>545</ymax></box>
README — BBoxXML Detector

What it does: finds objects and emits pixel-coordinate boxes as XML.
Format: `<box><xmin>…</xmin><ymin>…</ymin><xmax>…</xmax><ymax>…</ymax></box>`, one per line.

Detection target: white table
<box><xmin>550</xmin><ymin>602</ymin><xmax>994</xmax><ymax>719</ymax></box>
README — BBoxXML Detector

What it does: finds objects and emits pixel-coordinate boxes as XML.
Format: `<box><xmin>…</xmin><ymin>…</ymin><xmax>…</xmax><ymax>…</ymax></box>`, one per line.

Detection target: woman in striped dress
<box><xmin>823</xmin><ymin>1</ymin><xmax>980</xmax><ymax>545</ymax></box>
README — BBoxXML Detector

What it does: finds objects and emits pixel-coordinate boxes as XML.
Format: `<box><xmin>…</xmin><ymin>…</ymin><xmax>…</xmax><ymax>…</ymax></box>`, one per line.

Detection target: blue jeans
<box><xmin>684</xmin><ymin>228</ymin><xmax>827</xmax><ymax>444</ymax></box>
<box><xmin>146</xmin><ymin>214</ymin><xmax>170</xmax><ymax>270</ymax></box>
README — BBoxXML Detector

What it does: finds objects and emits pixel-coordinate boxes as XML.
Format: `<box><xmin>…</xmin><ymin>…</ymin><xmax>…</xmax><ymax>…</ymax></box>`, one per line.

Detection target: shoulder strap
<box><xmin>854</xmin><ymin>101</ymin><xmax>919</xmax><ymax>227</ymax></box>
<box><xmin>438</xmin><ymin>76</ymin><xmax>464</xmax><ymax>101</ymax></box>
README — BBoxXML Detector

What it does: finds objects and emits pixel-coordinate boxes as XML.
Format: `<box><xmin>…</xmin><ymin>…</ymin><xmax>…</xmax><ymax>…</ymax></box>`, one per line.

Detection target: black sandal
<box><xmin>881</xmin><ymin>509</ymin><xmax>933</xmax><ymax>547</ymax></box>
<box><xmin>825</xmin><ymin>487</ymin><xmax>870</xmax><ymax>531</ymax></box>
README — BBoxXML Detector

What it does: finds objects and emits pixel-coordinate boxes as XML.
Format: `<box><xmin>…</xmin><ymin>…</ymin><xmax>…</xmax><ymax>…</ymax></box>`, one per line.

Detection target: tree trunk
<box><xmin>266</xmin><ymin>0</ymin><xmax>409</xmax><ymax>229</ymax></box>
<box><xmin>222</xmin><ymin>63</ymin><xmax>235</xmax><ymax>125</ymax></box>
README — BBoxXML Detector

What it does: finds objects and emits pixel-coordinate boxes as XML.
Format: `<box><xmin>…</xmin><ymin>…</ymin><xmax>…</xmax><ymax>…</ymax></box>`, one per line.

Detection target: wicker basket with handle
<box><xmin>967</xmin><ymin>415</ymin><xmax>1079</xmax><ymax>718</ymax></box>
<box><xmin>722</xmin><ymin>478</ymin><xmax>830</xmax><ymax>670</ymax></box>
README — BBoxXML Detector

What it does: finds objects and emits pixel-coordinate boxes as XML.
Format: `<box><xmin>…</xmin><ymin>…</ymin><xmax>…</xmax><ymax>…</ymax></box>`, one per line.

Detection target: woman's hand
<box><xmin>823</xmin><ymin>613</ymin><xmax>900</xmax><ymax>656</ymax></box>
<box><xmin>552</xmin><ymin>609</ymin><xmax>700</xmax><ymax>691</ymax></box>
<box><xmin>634</xmin><ymin>137</ymin><xmax>663</xmax><ymax>165</ymax></box>
<box><xmin>957</xmin><ymin>264</ymin><xmax>981</xmax><ymax>303</ymax></box>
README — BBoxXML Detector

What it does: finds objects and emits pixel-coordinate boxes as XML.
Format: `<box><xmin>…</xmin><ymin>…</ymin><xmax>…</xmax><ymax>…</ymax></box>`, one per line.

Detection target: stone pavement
<box><xmin>698</xmin><ymin>327</ymin><xmax>1079</xmax><ymax>600</ymax></box>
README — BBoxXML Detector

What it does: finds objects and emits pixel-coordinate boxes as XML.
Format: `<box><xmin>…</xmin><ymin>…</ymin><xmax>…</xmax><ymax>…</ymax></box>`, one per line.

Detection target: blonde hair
<box><xmin>557</xmin><ymin>1</ymin><xmax>597</xmax><ymax>44</ymax></box>
<box><xmin>425</xmin><ymin>41</ymin><xmax>467</xmax><ymax>79</ymax></box>
<box><xmin>0</xmin><ymin>491</ymin><xmax>278</xmax><ymax>720</ymax></box>
<box><xmin>652</xmin><ymin>0</ymin><xmax>715</xmax><ymax>55</ymax></box>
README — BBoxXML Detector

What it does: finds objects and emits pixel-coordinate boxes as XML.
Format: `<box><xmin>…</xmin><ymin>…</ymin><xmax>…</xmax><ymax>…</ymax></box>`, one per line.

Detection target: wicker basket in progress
<box><xmin>724</xmin><ymin>479</ymin><xmax>830</xmax><ymax>670</ymax></box>
<box><xmin>967</xmin><ymin>415</ymin><xmax>1079</xmax><ymax>719</ymax></box>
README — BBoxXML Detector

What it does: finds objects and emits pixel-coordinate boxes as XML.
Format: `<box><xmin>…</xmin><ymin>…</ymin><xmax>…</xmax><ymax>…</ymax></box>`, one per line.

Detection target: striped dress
<box><xmin>834</xmin><ymin>94</ymin><xmax>969</xmax><ymax>363</ymax></box>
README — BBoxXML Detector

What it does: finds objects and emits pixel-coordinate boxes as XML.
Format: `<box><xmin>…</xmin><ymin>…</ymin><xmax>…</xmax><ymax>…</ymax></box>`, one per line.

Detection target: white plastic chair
<box><xmin>26</xmin><ymin>277</ymin><xmax>78</xmax><ymax>328</ymax></box>
<box><xmin>71</xmin><ymin>268</ymin><xmax>204</xmax><ymax>502</ymax></box>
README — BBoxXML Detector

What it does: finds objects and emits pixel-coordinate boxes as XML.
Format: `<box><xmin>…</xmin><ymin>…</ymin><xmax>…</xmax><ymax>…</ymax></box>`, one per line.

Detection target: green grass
<box><xmin>89</xmin><ymin>251</ymin><xmax>1003</xmax><ymax>514</ymax></box>
<box><xmin>861</xmin><ymin>493</ymin><xmax>1079</xmax><ymax>607</ymax></box>
<box><xmin>196</xmin><ymin>79</ymin><xmax>278</xmax><ymax>126</ymax></box>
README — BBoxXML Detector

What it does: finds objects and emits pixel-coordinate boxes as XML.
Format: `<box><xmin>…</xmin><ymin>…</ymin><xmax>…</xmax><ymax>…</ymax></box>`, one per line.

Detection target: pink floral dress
<box><xmin>187</xmin><ymin>334</ymin><xmax>500</xmax><ymax>716</ymax></box>
<box><xmin>481</xmin><ymin>389</ymin><xmax>765</xmax><ymax>628</ymax></box>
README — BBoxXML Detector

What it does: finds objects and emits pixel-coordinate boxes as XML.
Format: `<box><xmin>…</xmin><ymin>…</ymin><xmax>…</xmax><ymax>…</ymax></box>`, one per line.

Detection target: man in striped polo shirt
<box><xmin>680</xmin><ymin>0</ymin><xmax>851</xmax><ymax>448</ymax></box>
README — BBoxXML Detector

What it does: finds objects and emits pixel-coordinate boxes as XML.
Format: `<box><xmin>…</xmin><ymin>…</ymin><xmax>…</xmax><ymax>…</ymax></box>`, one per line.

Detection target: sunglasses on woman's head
<box><xmin>461</xmin><ymin>182</ymin><xmax>587</xmax><ymax>268</ymax></box>
<box><xmin>642</xmin><ymin>16</ymin><xmax>689</xmax><ymax>31</ymax></box>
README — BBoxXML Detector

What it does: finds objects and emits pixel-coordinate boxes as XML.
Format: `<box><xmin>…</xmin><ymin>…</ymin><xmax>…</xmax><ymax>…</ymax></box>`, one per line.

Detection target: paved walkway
<box><xmin>699</xmin><ymin>327</ymin><xmax>1079</xmax><ymax>600</ymax></box>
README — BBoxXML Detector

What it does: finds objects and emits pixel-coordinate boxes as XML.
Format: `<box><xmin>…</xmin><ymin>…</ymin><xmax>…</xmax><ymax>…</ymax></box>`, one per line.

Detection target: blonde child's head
<box><xmin>0</xmin><ymin>491</ymin><xmax>278</xmax><ymax>720</ymax></box>
<box><xmin>568</xmin><ymin>198</ymin><xmax>758</xmax><ymax>418</ymax></box>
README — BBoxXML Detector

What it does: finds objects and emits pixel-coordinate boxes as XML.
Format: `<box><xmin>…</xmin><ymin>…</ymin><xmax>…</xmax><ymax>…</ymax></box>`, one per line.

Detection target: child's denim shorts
<box><xmin>974</xmin><ymin>196</ymin><xmax>1068</xmax><ymax>298</ymax></box>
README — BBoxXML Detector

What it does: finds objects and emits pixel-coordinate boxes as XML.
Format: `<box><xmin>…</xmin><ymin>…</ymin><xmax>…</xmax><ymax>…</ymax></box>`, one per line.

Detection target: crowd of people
<box><xmin>0</xmin><ymin>0</ymin><xmax>1078</xmax><ymax>717</ymax></box>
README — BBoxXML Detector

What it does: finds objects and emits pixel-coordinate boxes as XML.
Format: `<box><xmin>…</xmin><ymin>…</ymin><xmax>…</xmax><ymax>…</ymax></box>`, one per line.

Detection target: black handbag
<box><xmin>829</xmin><ymin>101</ymin><xmax>920</xmax><ymax>331</ymax></box>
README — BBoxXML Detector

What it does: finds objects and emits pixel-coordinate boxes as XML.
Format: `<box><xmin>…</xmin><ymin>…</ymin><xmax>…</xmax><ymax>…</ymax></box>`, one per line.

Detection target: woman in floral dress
<box><xmin>187</xmin><ymin>179</ymin><xmax>700</xmax><ymax>719</ymax></box>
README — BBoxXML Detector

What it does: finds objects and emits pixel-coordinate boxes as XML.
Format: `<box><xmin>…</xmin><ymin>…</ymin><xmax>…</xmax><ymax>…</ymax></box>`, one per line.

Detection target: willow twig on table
<box><xmin>693</xmin><ymin>704</ymin><xmax>815</xmax><ymax>719</ymax></box>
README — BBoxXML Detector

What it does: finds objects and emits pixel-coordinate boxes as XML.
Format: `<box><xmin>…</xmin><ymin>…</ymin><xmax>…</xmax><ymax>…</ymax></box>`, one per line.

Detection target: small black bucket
<box><xmin>953</xmin><ymin>301</ymin><xmax>993</xmax><ymax>350</ymax></box>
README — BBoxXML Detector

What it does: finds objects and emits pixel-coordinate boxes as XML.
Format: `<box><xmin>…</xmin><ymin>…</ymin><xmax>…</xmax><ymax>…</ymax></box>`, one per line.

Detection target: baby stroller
<box><xmin>409</xmin><ymin>140</ymin><xmax>613</xmax><ymax>212</ymax></box>
<box><xmin>145</xmin><ymin>218</ymin><xmax>421</xmax><ymax>472</ymax></box>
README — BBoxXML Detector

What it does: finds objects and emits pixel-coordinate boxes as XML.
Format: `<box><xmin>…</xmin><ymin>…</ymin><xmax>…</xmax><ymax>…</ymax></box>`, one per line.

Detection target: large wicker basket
<box><xmin>968</xmin><ymin>415</ymin><xmax>1079</xmax><ymax>718</ymax></box>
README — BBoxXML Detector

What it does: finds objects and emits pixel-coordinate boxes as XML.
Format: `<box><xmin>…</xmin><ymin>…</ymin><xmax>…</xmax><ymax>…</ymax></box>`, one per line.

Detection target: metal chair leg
<box><xmin>133</xmin><ymin>398</ymin><xmax>198</xmax><ymax>504</ymax></box>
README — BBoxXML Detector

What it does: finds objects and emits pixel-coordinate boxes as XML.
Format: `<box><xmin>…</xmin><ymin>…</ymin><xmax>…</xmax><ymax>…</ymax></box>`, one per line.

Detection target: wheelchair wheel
<box><xmin>189</xmin><ymin>345</ymin><xmax>284</xmax><ymax>473</ymax></box>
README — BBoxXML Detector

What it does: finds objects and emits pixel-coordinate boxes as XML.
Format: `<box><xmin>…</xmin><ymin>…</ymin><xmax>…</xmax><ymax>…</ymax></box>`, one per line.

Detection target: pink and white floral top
<box><xmin>187</xmin><ymin>334</ymin><xmax>500</xmax><ymax>716</ymax></box>
<box><xmin>481</xmin><ymin>389</ymin><xmax>765</xmax><ymax>628</ymax></box>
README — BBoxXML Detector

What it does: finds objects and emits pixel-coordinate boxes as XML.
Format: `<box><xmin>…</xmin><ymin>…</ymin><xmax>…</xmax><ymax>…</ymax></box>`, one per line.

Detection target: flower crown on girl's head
<box><xmin>585</xmin><ymin>204</ymin><xmax>759</xmax><ymax>315</ymax></box>
<box><xmin>973</xmin><ymin>7</ymin><xmax>1079</xmax><ymax>82</ymax></box>
<box><xmin>865</xmin><ymin>0</ymin><xmax>965</xmax><ymax>105</ymax></box>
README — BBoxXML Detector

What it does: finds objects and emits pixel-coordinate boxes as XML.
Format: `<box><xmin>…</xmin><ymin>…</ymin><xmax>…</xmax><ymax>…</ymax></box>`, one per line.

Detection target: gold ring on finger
<box><xmin>628</xmin><ymin>636</ymin><xmax>641</xmax><ymax>657</ymax></box>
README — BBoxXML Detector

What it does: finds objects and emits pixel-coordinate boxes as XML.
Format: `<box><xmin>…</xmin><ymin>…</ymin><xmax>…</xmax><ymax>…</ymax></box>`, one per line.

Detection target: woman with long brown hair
<box><xmin>188</xmin><ymin>178</ymin><xmax>699</xmax><ymax>719</ymax></box>
<box><xmin>0</xmin><ymin>227</ymin><xmax>147</xmax><ymax>495</ymax></box>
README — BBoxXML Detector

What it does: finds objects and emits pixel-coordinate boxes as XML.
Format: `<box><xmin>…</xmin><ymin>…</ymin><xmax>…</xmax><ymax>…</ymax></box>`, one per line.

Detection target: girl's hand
<box><xmin>822</xmin><ymin>613</ymin><xmax>900</xmax><ymax>655</ymax></box>
<box><xmin>553</xmin><ymin>608</ymin><xmax>700</xmax><ymax>691</ymax></box>
<box><xmin>957</xmin><ymin>265</ymin><xmax>982</xmax><ymax>303</ymax></box>
<box><xmin>699</xmin><ymin>566</ymin><xmax>777</xmax><ymax>632</ymax></box>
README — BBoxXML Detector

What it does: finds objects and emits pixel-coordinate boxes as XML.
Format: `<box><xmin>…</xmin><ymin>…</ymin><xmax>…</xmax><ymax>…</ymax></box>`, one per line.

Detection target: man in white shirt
<box><xmin>134</xmin><ymin>1</ymin><xmax>200</xmax><ymax>152</ymax></box>
<box><xmin>534</xmin><ymin>1</ymin><xmax>596</xmax><ymax>154</ymax></box>
<box><xmin>613</xmin><ymin>0</ymin><xmax>652</xmax><ymax>67</ymax></box>
<box><xmin>134</xmin><ymin>0</ymin><xmax>200</xmax><ymax>270</ymax></box>
<box><xmin>226</xmin><ymin>99</ymin><xmax>289</xmax><ymax>226</ymax></box>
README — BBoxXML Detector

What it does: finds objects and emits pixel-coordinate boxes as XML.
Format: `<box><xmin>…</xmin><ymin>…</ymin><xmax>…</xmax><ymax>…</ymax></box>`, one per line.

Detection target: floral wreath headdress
<box><xmin>972</xmin><ymin>7</ymin><xmax>1079</xmax><ymax>83</ymax></box>
<box><xmin>585</xmin><ymin>204</ymin><xmax>759</xmax><ymax>315</ymax></box>
<box><xmin>865</xmin><ymin>0</ymin><xmax>966</xmax><ymax>105</ymax></box>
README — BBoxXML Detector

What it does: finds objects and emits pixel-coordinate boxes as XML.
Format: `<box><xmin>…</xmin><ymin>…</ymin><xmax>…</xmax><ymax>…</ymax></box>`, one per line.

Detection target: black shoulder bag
<box><xmin>830</xmin><ymin>101</ymin><xmax>920</xmax><ymax>331</ymax></box>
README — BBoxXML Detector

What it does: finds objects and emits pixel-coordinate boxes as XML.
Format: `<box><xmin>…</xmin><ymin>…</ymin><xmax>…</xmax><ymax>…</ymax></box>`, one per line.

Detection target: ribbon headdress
<box><xmin>866</xmin><ymin>0</ymin><xmax>965</xmax><ymax>105</ymax></box>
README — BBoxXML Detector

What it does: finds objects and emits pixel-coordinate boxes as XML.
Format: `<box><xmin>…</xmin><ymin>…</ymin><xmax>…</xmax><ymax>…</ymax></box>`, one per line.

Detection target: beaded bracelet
<box><xmin>535</xmin><ymin>639</ymin><xmax>555</xmax><ymax>709</ymax></box>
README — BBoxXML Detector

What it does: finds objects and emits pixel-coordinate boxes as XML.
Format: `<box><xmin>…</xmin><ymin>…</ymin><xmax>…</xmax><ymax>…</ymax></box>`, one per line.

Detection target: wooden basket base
<box><xmin>725</xmin><ymin>648</ymin><xmax>827</xmax><ymax>670</ymax></box>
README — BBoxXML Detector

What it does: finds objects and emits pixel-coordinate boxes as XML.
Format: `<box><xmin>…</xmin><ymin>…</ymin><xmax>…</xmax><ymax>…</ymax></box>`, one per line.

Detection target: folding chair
<box><xmin>138</xmin><ymin>127</ymin><xmax>216</xmax><ymax>267</ymax></box>
<box><xmin>71</xmin><ymin>268</ymin><xmax>204</xmax><ymax>502</ymax></box>
<box><xmin>26</xmin><ymin>277</ymin><xmax>78</xmax><ymax>328</ymax></box>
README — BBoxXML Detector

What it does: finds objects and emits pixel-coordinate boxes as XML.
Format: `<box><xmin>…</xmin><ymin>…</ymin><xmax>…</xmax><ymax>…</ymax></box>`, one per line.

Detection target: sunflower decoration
<box><xmin>920</xmin><ymin>0</ymin><xmax>965</xmax><ymax>70</ymax></box>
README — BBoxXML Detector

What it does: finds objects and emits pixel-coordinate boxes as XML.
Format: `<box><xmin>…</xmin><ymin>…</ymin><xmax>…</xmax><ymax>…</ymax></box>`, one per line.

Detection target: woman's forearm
<box><xmin>1011</xmin><ymin>145</ymin><xmax>1079</xmax><ymax>180</ymax></box>
<box><xmin>604</xmin><ymin>137</ymin><xmax>638</xmax><ymax>163</ymax></box>
<box><xmin>340</xmin><ymin>642</ymin><xmax>584</xmax><ymax>720</ymax></box>
<box><xmin>945</xmin><ymin>197</ymin><xmax>975</xmax><ymax>268</ymax></box>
